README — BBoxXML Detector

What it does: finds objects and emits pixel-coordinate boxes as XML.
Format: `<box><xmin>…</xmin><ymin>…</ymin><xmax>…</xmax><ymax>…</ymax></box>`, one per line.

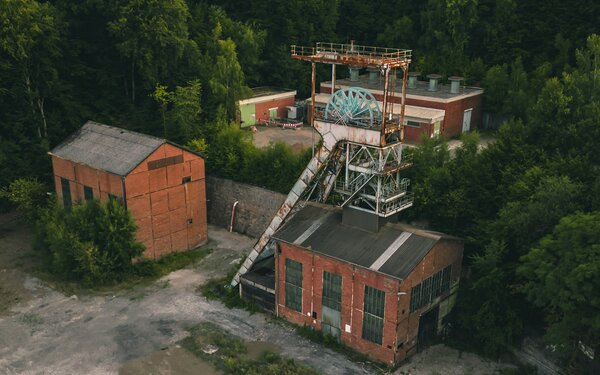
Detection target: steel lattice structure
<box><xmin>232</xmin><ymin>42</ymin><xmax>413</xmax><ymax>287</ymax></box>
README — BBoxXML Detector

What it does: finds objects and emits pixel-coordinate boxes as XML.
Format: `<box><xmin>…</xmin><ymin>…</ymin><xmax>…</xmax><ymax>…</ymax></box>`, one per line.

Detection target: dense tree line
<box><xmin>1</xmin><ymin>0</ymin><xmax>599</xmax><ymax>370</ymax></box>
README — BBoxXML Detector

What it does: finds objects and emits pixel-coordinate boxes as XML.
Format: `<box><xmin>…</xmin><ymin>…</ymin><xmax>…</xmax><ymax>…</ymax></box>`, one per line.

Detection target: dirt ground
<box><xmin>0</xmin><ymin>214</ymin><xmax>514</xmax><ymax>375</ymax></box>
<box><xmin>251</xmin><ymin>125</ymin><xmax>315</xmax><ymax>153</ymax></box>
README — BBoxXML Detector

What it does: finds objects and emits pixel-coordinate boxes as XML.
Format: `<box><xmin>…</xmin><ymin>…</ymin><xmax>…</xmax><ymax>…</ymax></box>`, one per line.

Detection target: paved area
<box><xmin>0</xmin><ymin>215</ymin><xmax>513</xmax><ymax>375</ymax></box>
<box><xmin>252</xmin><ymin>125</ymin><xmax>315</xmax><ymax>153</ymax></box>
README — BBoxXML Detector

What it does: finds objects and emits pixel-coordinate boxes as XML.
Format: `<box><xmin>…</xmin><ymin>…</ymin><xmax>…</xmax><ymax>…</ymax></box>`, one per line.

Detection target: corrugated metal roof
<box><xmin>50</xmin><ymin>121</ymin><xmax>165</xmax><ymax>176</ymax></box>
<box><xmin>274</xmin><ymin>204</ymin><xmax>449</xmax><ymax>280</ymax></box>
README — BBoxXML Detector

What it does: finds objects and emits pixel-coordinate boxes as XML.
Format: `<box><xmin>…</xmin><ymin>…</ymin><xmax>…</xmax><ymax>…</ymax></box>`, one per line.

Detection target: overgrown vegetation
<box><xmin>295</xmin><ymin>325</ymin><xmax>387</xmax><ymax>373</ymax></box>
<box><xmin>2</xmin><ymin>178</ymin><xmax>210</xmax><ymax>288</ymax></box>
<box><xmin>180</xmin><ymin>322</ymin><xmax>320</xmax><ymax>375</ymax></box>
<box><xmin>199</xmin><ymin>264</ymin><xmax>259</xmax><ymax>313</ymax></box>
<box><xmin>2</xmin><ymin>0</ymin><xmax>600</xmax><ymax>371</ymax></box>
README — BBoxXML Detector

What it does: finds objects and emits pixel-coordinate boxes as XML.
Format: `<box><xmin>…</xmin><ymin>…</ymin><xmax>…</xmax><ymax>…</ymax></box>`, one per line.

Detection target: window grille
<box><xmin>84</xmin><ymin>186</ymin><xmax>93</xmax><ymax>201</ymax></box>
<box><xmin>285</xmin><ymin>258</ymin><xmax>303</xmax><ymax>312</ymax></box>
<box><xmin>61</xmin><ymin>178</ymin><xmax>71</xmax><ymax>208</ymax></box>
<box><xmin>322</xmin><ymin>271</ymin><xmax>342</xmax><ymax>311</ymax></box>
<box><xmin>441</xmin><ymin>265</ymin><xmax>452</xmax><ymax>294</ymax></box>
<box><xmin>362</xmin><ymin>285</ymin><xmax>385</xmax><ymax>344</ymax></box>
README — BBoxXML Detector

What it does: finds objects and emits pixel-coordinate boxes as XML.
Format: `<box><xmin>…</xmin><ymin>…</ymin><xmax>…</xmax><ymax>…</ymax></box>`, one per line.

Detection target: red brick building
<box><xmin>49</xmin><ymin>121</ymin><xmax>208</xmax><ymax>259</ymax></box>
<box><xmin>244</xmin><ymin>203</ymin><xmax>463</xmax><ymax>365</ymax></box>
<box><xmin>312</xmin><ymin>93</ymin><xmax>446</xmax><ymax>143</ymax></box>
<box><xmin>320</xmin><ymin>73</ymin><xmax>483</xmax><ymax>143</ymax></box>
<box><xmin>238</xmin><ymin>87</ymin><xmax>297</xmax><ymax>128</ymax></box>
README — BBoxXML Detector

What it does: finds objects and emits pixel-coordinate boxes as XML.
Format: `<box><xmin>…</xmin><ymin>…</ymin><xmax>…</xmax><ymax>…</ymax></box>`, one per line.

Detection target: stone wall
<box><xmin>206</xmin><ymin>175</ymin><xmax>286</xmax><ymax>237</ymax></box>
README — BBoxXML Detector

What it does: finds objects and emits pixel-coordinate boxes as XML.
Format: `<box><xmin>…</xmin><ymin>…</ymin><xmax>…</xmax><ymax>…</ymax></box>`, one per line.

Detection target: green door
<box><xmin>240</xmin><ymin>103</ymin><xmax>256</xmax><ymax>128</ymax></box>
<box><xmin>269</xmin><ymin>108</ymin><xmax>278</xmax><ymax>120</ymax></box>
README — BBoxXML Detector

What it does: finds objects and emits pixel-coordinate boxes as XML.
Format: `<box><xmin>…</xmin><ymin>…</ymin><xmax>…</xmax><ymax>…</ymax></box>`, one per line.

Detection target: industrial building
<box><xmin>49</xmin><ymin>121</ymin><xmax>208</xmax><ymax>259</ymax></box>
<box><xmin>273</xmin><ymin>203</ymin><xmax>463</xmax><ymax>364</ymax></box>
<box><xmin>238</xmin><ymin>87</ymin><xmax>298</xmax><ymax>128</ymax></box>
<box><xmin>320</xmin><ymin>71</ymin><xmax>483</xmax><ymax>142</ymax></box>
<box><xmin>234</xmin><ymin>42</ymin><xmax>465</xmax><ymax>365</ymax></box>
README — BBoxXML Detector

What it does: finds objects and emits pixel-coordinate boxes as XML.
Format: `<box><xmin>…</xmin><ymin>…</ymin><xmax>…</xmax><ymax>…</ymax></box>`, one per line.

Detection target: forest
<box><xmin>1</xmin><ymin>0</ymin><xmax>599</xmax><ymax>371</ymax></box>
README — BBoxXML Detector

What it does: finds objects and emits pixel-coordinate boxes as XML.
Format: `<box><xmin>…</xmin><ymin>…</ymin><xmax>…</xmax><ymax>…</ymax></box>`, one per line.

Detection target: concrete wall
<box><xmin>205</xmin><ymin>176</ymin><xmax>286</xmax><ymax>237</ymax></box>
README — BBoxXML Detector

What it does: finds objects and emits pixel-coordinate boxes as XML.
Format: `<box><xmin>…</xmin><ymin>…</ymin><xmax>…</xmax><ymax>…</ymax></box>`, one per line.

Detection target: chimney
<box><xmin>368</xmin><ymin>68</ymin><xmax>378</xmax><ymax>84</ymax></box>
<box><xmin>407</xmin><ymin>71</ymin><xmax>420</xmax><ymax>89</ymax></box>
<box><xmin>427</xmin><ymin>74</ymin><xmax>442</xmax><ymax>92</ymax></box>
<box><xmin>349</xmin><ymin>65</ymin><xmax>360</xmax><ymax>82</ymax></box>
<box><xmin>448</xmin><ymin>76</ymin><xmax>464</xmax><ymax>94</ymax></box>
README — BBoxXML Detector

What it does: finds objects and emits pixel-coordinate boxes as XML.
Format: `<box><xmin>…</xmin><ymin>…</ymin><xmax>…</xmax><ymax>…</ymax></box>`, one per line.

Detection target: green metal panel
<box><xmin>269</xmin><ymin>108</ymin><xmax>277</xmax><ymax>119</ymax></box>
<box><xmin>285</xmin><ymin>258</ymin><xmax>303</xmax><ymax>312</ymax></box>
<box><xmin>240</xmin><ymin>103</ymin><xmax>256</xmax><ymax>128</ymax></box>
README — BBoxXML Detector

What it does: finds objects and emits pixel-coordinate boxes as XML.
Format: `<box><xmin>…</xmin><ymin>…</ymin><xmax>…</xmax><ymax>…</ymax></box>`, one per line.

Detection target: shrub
<box><xmin>35</xmin><ymin>198</ymin><xmax>145</xmax><ymax>285</ymax></box>
<box><xmin>0</xmin><ymin>178</ymin><xmax>47</xmax><ymax>220</ymax></box>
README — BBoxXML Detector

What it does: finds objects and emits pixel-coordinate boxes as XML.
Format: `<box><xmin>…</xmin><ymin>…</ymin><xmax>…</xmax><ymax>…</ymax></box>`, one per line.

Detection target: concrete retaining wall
<box><xmin>206</xmin><ymin>175</ymin><xmax>286</xmax><ymax>237</ymax></box>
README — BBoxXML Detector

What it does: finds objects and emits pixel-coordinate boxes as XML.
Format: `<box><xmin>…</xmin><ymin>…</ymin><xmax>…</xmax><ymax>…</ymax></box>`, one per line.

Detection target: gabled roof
<box><xmin>50</xmin><ymin>121</ymin><xmax>165</xmax><ymax>176</ymax></box>
<box><xmin>273</xmin><ymin>203</ymin><xmax>461</xmax><ymax>280</ymax></box>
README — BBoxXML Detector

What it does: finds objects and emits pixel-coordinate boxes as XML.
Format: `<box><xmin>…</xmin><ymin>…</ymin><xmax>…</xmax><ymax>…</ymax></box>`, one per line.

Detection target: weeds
<box><xmin>181</xmin><ymin>322</ymin><xmax>320</xmax><ymax>375</ymax></box>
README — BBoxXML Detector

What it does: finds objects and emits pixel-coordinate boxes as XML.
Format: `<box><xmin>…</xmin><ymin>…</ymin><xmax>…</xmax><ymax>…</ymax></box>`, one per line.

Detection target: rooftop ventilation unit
<box><xmin>427</xmin><ymin>74</ymin><xmax>442</xmax><ymax>92</ymax></box>
<box><xmin>407</xmin><ymin>71</ymin><xmax>420</xmax><ymax>89</ymax></box>
<box><xmin>448</xmin><ymin>76</ymin><xmax>464</xmax><ymax>94</ymax></box>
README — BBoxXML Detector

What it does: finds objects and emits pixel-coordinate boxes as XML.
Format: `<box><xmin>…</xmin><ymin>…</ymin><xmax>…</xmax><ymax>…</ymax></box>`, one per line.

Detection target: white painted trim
<box><xmin>238</xmin><ymin>91</ymin><xmax>297</xmax><ymax>105</ymax></box>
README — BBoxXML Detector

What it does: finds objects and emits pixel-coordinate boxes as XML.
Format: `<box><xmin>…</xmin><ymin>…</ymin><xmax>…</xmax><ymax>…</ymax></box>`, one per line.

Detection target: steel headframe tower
<box><xmin>231</xmin><ymin>42</ymin><xmax>412</xmax><ymax>287</ymax></box>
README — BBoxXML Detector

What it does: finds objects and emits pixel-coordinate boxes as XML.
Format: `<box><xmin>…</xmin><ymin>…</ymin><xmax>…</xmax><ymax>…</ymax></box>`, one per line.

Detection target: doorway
<box><xmin>417</xmin><ymin>305</ymin><xmax>439</xmax><ymax>352</ymax></box>
<box><xmin>462</xmin><ymin>109</ymin><xmax>472</xmax><ymax>133</ymax></box>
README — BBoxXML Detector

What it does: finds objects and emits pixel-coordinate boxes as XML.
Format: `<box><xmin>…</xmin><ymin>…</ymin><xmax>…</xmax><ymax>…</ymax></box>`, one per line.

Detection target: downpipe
<box><xmin>229</xmin><ymin>200</ymin><xmax>239</xmax><ymax>232</ymax></box>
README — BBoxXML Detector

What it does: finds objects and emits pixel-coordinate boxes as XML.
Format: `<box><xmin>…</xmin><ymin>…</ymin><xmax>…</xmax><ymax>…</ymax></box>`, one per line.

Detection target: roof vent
<box><xmin>427</xmin><ymin>74</ymin><xmax>442</xmax><ymax>92</ymax></box>
<box><xmin>368</xmin><ymin>68</ymin><xmax>378</xmax><ymax>84</ymax></box>
<box><xmin>349</xmin><ymin>66</ymin><xmax>361</xmax><ymax>82</ymax></box>
<box><xmin>448</xmin><ymin>76</ymin><xmax>464</xmax><ymax>94</ymax></box>
<box><xmin>407</xmin><ymin>71</ymin><xmax>420</xmax><ymax>89</ymax></box>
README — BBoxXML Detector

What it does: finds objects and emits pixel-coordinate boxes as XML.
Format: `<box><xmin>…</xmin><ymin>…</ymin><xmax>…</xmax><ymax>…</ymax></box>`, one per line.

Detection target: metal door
<box><xmin>462</xmin><ymin>109</ymin><xmax>472</xmax><ymax>133</ymax></box>
<box><xmin>321</xmin><ymin>305</ymin><xmax>341</xmax><ymax>340</ymax></box>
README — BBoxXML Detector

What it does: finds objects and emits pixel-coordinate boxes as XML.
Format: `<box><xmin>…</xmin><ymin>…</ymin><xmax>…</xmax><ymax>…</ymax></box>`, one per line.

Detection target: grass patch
<box><xmin>38</xmin><ymin>245</ymin><xmax>212</xmax><ymax>295</ymax></box>
<box><xmin>295</xmin><ymin>324</ymin><xmax>388</xmax><ymax>374</ymax></box>
<box><xmin>180</xmin><ymin>322</ymin><xmax>320</xmax><ymax>375</ymax></box>
<box><xmin>197</xmin><ymin>263</ymin><xmax>259</xmax><ymax>313</ymax></box>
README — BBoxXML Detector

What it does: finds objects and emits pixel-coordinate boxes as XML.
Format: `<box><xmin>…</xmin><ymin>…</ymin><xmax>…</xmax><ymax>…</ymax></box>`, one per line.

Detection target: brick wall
<box><xmin>255</xmin><ymin>96</ymin><xmax>296</xmax><ymax>122</ymax></box>
<box><xmin>51</xmin><ymin>156</ymin><xmax>123</xmax><ymax>205</ymax></box>
<box><xmin>51</xmin><ymin>144</ymin><xmax>208</xmax><ymax>260</ymax></box>
<box><xmin>205</xmin><ymin>175</ymin><xmax>286</xmax><ymax>237</ymax></box>
<box><xmin>125</xmin><ymin>143</ymin><xmax>207</xmax><ymax>259</ymax></box>
<box><xmin>275</xmin><ymin>242</ymin><xmax>401</xmax><ymax>365</ymax></box>
<box><xmin>275</xmin><ymin>236</ymin><xmax>464</xmax><ymax>365</ymax></box>
<box><xmin>403</xmin><ymin>121</ymin><xmax>432</xmax><ymax>143</ymax></box>
<box><xmin>396</xmin><ymin>239</ymin><xmax>463</xmax><ymax>358</ymax></box>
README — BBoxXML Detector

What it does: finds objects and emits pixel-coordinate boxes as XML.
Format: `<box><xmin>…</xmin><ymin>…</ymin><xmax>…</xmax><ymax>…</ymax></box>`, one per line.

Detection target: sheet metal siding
<box><xmin>51</xmin><ymin>121</ymin><xmax>164</xmax><ymax>176</ymax></box>
<box><xmin>274</xmin><ymin>205</ymin><xmax>438</xmax><ymax>280</ymax></box>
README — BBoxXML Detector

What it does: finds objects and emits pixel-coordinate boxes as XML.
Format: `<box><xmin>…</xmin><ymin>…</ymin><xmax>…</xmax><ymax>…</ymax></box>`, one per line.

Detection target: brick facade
<box><xmin>254</xmin><ymin>96</ymin><xmax>295</xmax><ymax>123</ymax></box>
<box><xmin>275</xmin><ymin>238</ymin><xmax>463</xmax><ymax>365</ymax></box>
<box><xmin>320</xmin><ymin>85</ymin><xmax>483</xmax><ymax>140</ymax></box>
<box><xmin>51</xmin><ymin>143</ymin><xmax>207</xmax><ymax>259</ymax></box>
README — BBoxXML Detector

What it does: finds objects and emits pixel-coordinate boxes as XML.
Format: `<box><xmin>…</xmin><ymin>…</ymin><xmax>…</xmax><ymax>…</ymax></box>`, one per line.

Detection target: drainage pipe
<box><xmin>229</xmin><ymin>201</ymin><xmax>239</xmax><ymax>232</ymax></box>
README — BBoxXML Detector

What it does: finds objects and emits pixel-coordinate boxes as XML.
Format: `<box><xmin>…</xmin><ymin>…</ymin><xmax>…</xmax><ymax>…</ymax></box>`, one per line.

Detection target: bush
<box><xmin>0</xmin><ymin>178</ymin><xmax>47</xmax><ymax>220</ymax></box>
<box><xmin>35</xmin><ymin>198</ymin><xmax>145</xmax><ymax>285</ymax></box>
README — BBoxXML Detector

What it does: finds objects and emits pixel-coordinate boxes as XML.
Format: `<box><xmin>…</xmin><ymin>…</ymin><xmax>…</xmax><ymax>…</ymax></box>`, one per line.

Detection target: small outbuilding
<box><xmin>238</xmin><ymin>87</ymin><xmax>297</xmax><ymax>127</ymax></box>
<box><xmin>241</xmin><ymin>203</ymin><xmax>463</xmax><ymax>365</ymax></box>
<box><xmin>49</xmin><ymin>121</ymin><xmax>208</xmax><ymax>259</ymax></box>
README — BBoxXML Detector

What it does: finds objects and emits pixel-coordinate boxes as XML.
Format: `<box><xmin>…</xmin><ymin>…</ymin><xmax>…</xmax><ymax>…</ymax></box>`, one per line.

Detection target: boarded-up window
<box><xmin>285</xmin><ymin>258</ymin><xmax>303</xmax><ymax>312</ymax></box>
<box><xmin>362</xmin><ymin>286</ymin><xmax>385</xmax><ymax>345</ymax></box>
<box><xmin>61</xmin><ymin>178</ymin><xmax>71</xmax><ymax>208</ymax></box>
<box><xmin>322</xmin><ymin>271</ymin><xmax>342</xmax><ymax>311</ymax></box>
<box><xmin>84</xmin><ymin>186</ymin><xmax>93</xmax><ymax>201</ymax></box>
